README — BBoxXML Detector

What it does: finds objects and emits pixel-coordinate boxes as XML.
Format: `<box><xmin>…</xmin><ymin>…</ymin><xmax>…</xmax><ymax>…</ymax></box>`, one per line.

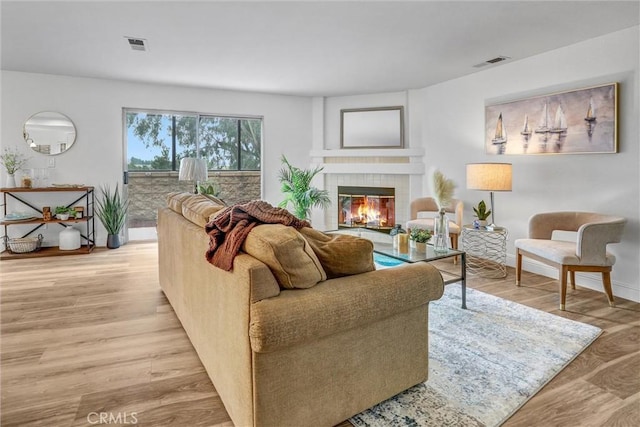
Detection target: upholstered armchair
<box><xmin>515</xmin><ymin>212</ymin><xmax>626</xmax><ymax>310</ymax></box>
<box><xmin>406</xmin><ymin>197</ymin><xmax>463</xmax><ymax>251</ymax></box>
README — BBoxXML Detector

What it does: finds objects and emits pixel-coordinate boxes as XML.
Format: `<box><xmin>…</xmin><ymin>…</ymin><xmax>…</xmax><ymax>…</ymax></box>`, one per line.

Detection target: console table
<box><xmin>461</xmin><ymin>225</ymin><xmax>508</xmax><ymax>278</ymax></box>
<box><xmin>1</xmin><ymin>187</ymin><xmax>95</xmax><ymax>259</ymax></box>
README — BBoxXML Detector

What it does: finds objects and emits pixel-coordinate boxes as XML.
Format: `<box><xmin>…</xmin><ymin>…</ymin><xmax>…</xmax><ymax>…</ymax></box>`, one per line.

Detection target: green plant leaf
<box><xmin>473</xmin><ymin>200</ymin><xmax>491</xmax><ymax>220</ymax></box>
<box><xmin>95</xmin><ymin>184</ymin><xmax>129</xmax><ymax>235</ymax></box>
<box><xmin>277</xmin><ymin>155</ymin><xmax>330</xmax><ymax>220</ymax></box>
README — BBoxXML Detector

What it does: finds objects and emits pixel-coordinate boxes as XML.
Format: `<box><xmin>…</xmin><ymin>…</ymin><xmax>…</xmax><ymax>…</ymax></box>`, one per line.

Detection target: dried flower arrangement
<box><xmin>431</xmin><ymin>169</ymin><xmax>456</xmax><ymax>211</ymax></box>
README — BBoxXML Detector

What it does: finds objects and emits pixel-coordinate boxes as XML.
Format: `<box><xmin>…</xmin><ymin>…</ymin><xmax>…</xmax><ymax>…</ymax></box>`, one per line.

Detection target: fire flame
<box><xmin>356</xmin><ymin>200</ymin><xmax>386</xmax><ymax>226</ymax></box>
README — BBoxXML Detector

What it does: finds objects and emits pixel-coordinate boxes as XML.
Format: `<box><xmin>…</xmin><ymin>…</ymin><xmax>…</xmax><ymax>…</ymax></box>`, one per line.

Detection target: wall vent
<box><xmin>125</xmin><ymin>37</ymin><xmax>147</xmax><ymax>52</ymax></box>
<box><xmin>473</xmin><ymin>56</ymin><xmax>510</xmax><ymax>68</ymax></box>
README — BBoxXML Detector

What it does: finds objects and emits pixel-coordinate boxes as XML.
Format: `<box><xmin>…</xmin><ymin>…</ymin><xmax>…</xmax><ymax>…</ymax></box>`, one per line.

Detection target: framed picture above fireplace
<box><xmin>341</xmin><ymin>106</ymin><xmax>404</xmax><ymax>149</ymax></box>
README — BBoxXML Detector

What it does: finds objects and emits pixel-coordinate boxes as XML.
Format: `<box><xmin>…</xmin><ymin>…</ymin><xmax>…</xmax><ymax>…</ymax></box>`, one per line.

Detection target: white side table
<box><xmin>461</xmin><ymin>225</ymin><xmax>508</xmax><ymax>278</ymax></box>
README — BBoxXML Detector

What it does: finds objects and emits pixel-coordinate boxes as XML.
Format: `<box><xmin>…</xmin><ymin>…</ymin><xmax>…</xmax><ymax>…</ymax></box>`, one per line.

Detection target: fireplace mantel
<box><xmin>310</xmin><ymin>148</ymin><xmax>424</xmax><ymax>158</ymax></box>
<box><xmin>310</xmin><ymin>148</ymin><xmax>424</xmax><ymax>175</ymax></box>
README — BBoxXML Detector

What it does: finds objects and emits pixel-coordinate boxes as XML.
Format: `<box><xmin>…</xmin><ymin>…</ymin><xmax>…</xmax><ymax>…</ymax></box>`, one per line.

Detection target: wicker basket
<box><xmin>4</xmin><ymin>234</ymin><xmax>43</xmax><ymax>254</ymax></box>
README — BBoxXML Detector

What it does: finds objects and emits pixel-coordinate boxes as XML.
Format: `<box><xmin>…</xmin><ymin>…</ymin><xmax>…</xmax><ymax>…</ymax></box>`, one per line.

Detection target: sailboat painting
<box><xmin>534</xmin><ymin>103</ymin><xmax>550</xmax><ymax>135</ymax></box>
<box><xmin>485</xmin><ymin>82</ymin><xmax>617</xmax><ymax>155</ymax></box>
<box><xmin>492</xmin><ymin>113</ymin><xmax>507</xmax><ymax>144</ymax></box>
<box><xmin>549</xmin><ymin>105</ymin><xmax>567</xmax><ymax>134</ymax></box>
<box><xmin>585</xmin><ymin>97</ymin><xmax>597</xmax><ymax>122</ymax></box>
<box><xmin>585</xmin><ymin>97</ymin><xmax>597</xmax><ymax>137</ymax></box>
<box><xmin>520</xmin><ymin>114</ymin><xmax>532</xmax><ymax>137</ymax></box>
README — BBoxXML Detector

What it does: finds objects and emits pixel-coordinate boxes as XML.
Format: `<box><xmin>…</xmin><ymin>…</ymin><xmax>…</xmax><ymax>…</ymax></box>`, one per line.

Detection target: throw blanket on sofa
<box><xmin>205</xmin><ymin>200</ymin><xmax>309</xmax><ymax>271</ymax></box>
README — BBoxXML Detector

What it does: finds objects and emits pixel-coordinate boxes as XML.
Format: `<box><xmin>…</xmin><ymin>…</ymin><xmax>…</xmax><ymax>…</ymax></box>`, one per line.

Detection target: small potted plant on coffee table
<box><xmin>409</xmin><ymin>228</ymin><xmax>432</xmax><ymax>252</ymax></box>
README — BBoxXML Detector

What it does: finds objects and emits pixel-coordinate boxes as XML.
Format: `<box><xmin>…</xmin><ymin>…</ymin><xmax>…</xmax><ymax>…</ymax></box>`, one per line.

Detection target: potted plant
<box><xmin>197</xmin><ymin>180</ymin><xmax>225</xmax><ymax>205</ymax></box>
<box><xmin>277</xmin><ymin>155</ymin><xmax>330</xmax><ymax>221</ymax></box>
<box><xmin>197</xmin><ymin>180</ymin><xmax>220</xmax><ymax>196</ymax></box>
<box><xmin>473</xmin><ymin>200</ymin><xmax>492</xmax><ymax>226</ymax></box>
<box><xmin>96</xmin><ymin>184</ymin><xmax>129</xmax><ymax>249</ymax></box>
<box><xmin>409</xmin><ymin>228</ymin><xmax>432</xmax><ymax>252</ymax></box>
<box><xmin>1</xmin><ymin>147</ymin><xmax>29</xmax><ymax>188</ymax></box>
<box><xmin>54</xmin><ymin>206</ymin><xmax>75</xmax><ymax>220</ymax></box>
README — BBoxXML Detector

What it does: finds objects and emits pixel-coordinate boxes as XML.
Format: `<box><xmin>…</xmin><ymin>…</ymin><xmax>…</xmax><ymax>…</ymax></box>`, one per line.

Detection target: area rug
<box><xmin>350</xmin><ymin>282</ymin><xmax>602</xmax><ymax>427</ymax></box>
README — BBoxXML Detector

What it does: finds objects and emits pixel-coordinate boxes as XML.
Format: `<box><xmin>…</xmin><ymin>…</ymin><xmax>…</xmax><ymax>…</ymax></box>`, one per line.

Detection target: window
<box><xmin>126</xmin><ymin>110</ymin><xmax>261</xmax><ymax>171</ymax></box>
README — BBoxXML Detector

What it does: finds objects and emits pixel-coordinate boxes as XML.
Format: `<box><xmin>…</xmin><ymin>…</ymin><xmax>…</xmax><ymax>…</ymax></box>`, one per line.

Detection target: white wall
<box><xmin>415</xmin><ymin>26</ymin><xmax>639</xmax><ymax>302</ymax></box>
<box><xmin>1</xmin><ymin>71</ymin><xmax>312</xmax><ymax>246</ymax></box>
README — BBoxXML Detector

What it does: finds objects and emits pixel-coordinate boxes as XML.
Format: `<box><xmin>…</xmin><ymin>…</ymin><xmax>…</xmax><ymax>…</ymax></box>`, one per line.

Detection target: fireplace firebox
<box><xmin>338</xmin><ymin>186</ymin><xmax>395</xmax><ymax>232</ymax></box>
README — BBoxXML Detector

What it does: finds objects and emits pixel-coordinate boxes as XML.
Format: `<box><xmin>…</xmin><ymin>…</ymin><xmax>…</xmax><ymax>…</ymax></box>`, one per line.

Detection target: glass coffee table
<box><xmin>328</xmin><ymin>228</ymin><xmax>467</xmax><ymax>309</ymax></box>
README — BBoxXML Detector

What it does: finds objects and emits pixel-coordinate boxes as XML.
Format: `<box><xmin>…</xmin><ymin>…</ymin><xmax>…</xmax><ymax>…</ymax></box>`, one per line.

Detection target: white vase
<box><xmin>415</xmin><ymin>242</ymin><xmax>427</xmax><ymax>252</ymax></box>
<box><xmin>59</xmin><ymin>227</ymin><xmax>81</xmax><ymax>250</ymax></box>
<box><xmin>5</xmin><ymin>173</ymin><xmax>16</xmax><ymax>188</ymax></box>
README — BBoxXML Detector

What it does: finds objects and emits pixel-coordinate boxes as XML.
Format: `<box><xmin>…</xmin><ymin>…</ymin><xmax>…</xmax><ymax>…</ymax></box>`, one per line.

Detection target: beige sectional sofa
<box><xmin>157</xmin><ymin>193</ymin><xmax>445</xmax><ymax>427</ymax></box>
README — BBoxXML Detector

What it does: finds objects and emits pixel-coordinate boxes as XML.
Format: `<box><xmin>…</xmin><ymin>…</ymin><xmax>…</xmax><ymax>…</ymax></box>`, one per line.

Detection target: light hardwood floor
<box><xmin>1</xmin><ymin>242</ymin><xmax>638</xmax><ymax>427</ymax></box>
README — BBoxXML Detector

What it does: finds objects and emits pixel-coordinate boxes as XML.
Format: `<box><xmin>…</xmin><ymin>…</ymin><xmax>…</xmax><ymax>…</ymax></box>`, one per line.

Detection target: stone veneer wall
<box><xmin>128</xmin><ymin>171</ymin><xmax>261</xmax><ymax>227</ymax></box>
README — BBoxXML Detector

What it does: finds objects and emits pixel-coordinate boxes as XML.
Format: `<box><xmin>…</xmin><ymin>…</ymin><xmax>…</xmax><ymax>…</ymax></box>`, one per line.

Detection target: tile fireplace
<box><xmin>337</xmin><ymin>186</ymin><xmax>395</xmax><ymax>232</ymax></box>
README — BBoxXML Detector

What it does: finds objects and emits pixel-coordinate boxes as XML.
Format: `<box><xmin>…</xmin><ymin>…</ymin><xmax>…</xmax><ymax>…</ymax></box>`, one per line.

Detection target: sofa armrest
<box><xmin>249</xmin><ymin>262</ymin><xmax>444</xmax><ymax>353</ymax></box>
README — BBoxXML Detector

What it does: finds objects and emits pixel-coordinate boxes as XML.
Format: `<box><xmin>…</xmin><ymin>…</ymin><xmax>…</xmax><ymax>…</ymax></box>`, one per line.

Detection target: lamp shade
<box><xmin>466</xmin><ymin>163</ymin><xmax>512</xmax><ymax>191</ymax></box>
<box><xmin>179</xmin><ymin>158</ymin><xmax>207</xmax><ymax>182</ymax></box>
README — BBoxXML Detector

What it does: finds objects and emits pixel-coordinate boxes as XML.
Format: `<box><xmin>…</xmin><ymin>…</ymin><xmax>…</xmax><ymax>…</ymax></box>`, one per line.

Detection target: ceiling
<box><xmin>2</xmin><ymin>1</ymin><xmax>638</xmax><ymax>97</ymax></box>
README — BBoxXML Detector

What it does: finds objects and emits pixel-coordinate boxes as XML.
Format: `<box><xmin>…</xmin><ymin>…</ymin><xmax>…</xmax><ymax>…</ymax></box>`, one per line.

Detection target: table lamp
<box><xmin>179</xmin><ymin>158</ymin><xmax>208</xmax><ymax>193</ymax></box>
<box><xmin>466</xmin><ymin>163</ymin><xmax>512</xmax><ymax>225</ymax></box>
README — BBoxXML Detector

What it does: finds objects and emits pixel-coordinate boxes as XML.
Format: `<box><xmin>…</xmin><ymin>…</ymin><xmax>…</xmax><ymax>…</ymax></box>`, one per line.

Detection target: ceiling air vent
<box><xmin>125</xmin><ymin>37</ymin><xmax>147</xmax><ymax>52</ymax></box>
<box><xmin>473</xmin><ymin>56</ymin><xmax>510</xmax><ymax>68</ymax></box>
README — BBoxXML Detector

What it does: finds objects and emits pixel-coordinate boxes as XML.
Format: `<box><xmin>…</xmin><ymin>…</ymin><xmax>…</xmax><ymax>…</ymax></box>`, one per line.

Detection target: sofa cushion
<box><xmin>202</xmin><ymin>194</ymin><xmax>227</xmax><ymax>207</ymax></box>
<box><xmin>242</xmin><ymin>224</ymin><xmax>326</xmax><ymax>289</ymax></box>
<box><xmin>166</xmin><ymin>192</ymin><xmax>193</xmax><ymax>214</ymax></box>
<box><xmin>299</xmin><ymin>228</ymin><xmax>375</xmax><ymax>279</ymax></box>
<box><xmin>181</xmin><ymin>195</ymin><xmax>226</xmax><ymax>227</ymax></box>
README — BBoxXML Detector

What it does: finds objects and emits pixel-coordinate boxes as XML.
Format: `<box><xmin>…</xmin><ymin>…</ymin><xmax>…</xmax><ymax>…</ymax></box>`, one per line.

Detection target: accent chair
<box><xmin>406</xmin><ymin>197</ymin><xmax>463</xmax><ymax>252</ymax></box>
<box><xmin>515</xmin><ymin>211</ymin><xmax>626</xmax><ymax>310</ymax></box>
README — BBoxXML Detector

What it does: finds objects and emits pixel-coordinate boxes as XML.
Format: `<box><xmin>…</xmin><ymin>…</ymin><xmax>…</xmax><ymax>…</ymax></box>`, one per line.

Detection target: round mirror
<box><xmin>23</xmin><ymin>111</ymin><xmax>77</xmax><ymax>155</ymax></box>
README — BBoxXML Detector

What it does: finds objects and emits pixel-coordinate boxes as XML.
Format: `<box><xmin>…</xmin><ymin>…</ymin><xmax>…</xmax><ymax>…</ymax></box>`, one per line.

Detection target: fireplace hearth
<box><xmin>338</xmin><ymin>186</ymin><xmax>395</xmax><ymax>232</ymax></box>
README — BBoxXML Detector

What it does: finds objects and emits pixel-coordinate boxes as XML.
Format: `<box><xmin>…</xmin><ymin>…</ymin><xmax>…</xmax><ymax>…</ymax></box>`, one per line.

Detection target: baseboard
<box><xmin>505</xmin><ymin>254</ymin><xmax>639</xmax><ymax>303</ymax></box>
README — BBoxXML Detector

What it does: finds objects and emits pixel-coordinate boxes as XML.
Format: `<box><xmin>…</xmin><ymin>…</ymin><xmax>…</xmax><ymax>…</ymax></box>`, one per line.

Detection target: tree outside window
<box><xmin>126</xmin><ymin>111</ymin><xmax>261</xmax><ymax>171</ymax></box>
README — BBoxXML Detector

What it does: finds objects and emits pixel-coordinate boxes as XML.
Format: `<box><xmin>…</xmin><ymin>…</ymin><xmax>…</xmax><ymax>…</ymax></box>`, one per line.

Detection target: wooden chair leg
<box><xmin>516</xmin><ymin>249</ymin><xmax>522</xmax><ymax>286</ymax></box>
<box><xmin>570</xmin><ymin>271</ymin><xmax>576</xmax><ymax>290</ymax></box>
<box><xmin>602</xmin><ymin>271</ymin><xmax>615</xmax><ymax>307</ymax></box>
<box><xmin>451</xmin><ymin>234</ymin><xmax>458</xmax><ymax>265</ymax></box>
<box><xmin>560</xmin><ymin>265</ymin><xmax>569</xmax><ymax>311</ymax></box>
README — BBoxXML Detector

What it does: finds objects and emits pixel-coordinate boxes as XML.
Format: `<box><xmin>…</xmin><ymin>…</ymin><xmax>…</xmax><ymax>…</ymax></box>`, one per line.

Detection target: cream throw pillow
<box><xmin>243</xmin><ymin>224</ymin><xmax>327</xmax><ymax>289</ymax></box>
